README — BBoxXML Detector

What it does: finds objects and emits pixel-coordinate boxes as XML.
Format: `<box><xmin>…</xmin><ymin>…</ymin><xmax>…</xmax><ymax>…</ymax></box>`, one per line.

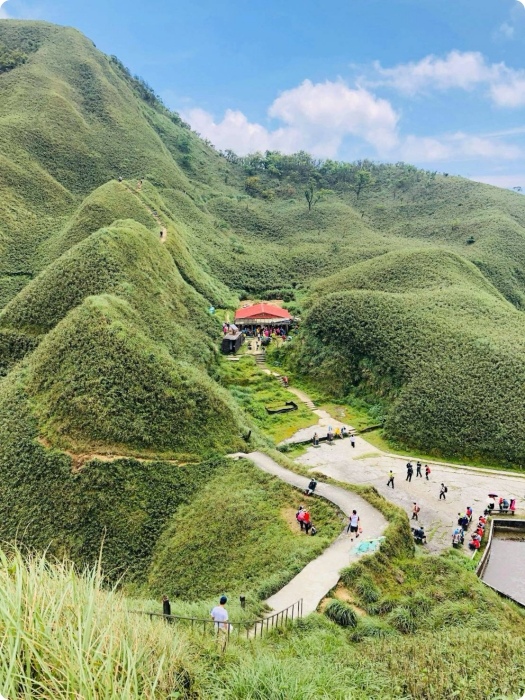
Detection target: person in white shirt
<box><xmin>211</xmin><ymin>596</ymin><xmax>229</xmax><ymax>628</ymax></box>
<box><xmin>210</xmin><ymin>595</ymin><xmax>229</xmax><ymax>650</ymax></box>
<box><xmin>346</xmin><ymin>510</ymin><xmax>360</xmax><ymax>537</ymax></box>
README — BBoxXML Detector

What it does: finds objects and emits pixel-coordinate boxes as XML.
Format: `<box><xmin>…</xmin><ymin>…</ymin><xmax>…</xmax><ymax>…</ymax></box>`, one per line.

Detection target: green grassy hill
<box><xmin>3</xmin><ymin>18</ymin><xmax>525</xmax><ymax>700</ymax></box>
<box><xmin>2</xmin><ymin>17</ymin><xmax>525</xmax><ymax>593</ymax></box>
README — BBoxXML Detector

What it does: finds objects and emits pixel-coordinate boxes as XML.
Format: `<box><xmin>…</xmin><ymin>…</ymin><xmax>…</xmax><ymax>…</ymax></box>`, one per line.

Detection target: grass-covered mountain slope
<box><xmin>283</xmin><ymin>245</ymin><xmax>525</xmax><ymax>464</ymax></box>
<box><xmin>3</xmin><ymin>16</ymin><xmax>525</xmax><ymax>587</ymax></box>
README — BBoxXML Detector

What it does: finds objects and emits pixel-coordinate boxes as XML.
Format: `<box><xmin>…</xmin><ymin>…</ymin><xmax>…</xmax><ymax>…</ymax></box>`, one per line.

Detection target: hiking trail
<box><xmin>230</xmin><ymin>451</ymin><xmax>388</xmax><ymax>616</ymax></box>
<box><xmin>120</xmin><ymin>179</ymin><xmax>167</xmax><ymax>243</ymax></box>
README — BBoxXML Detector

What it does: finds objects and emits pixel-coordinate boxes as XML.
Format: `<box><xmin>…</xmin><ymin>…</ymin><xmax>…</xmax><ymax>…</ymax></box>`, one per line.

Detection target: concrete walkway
<box><xmin>298</xmin><ymin>432</ymin><xmax>525</xmax><ymax>551</ymax></box>
<box><xmin>234</xmin><ymin>451</ymin><xmax>387</xmax><ymax>616</ymax></box>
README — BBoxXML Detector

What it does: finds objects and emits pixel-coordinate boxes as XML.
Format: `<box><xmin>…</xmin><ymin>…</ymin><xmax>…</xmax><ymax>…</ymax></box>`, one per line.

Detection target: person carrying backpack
<box><xmin>439</xmin><ymin>483</ymin><xmax>448</xmax><ymax>500</ymax></box>
<box><xmin>425</xmin><ymin>465</ymin><xmax>431</xmax><ymax>480</ymax></box>
<box><xmin>412</xmin><ymin>502</ymin><xmax>421</xmax><ymax>520</ymax></box>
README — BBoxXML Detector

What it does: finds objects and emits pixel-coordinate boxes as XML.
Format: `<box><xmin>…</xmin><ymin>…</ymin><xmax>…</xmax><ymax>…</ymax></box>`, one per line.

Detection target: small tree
<box><xmin>304</xmin><ymin>184</ymin><xmax>332</xmax><ymax>212</ymax></box>
<box><xmin>304</xmin><ymin>183</ymin><xmax>319</xmax><ymax>212</ymax></box>
<box><xmin>353</xmin><ymin>170</ymin><xmax>374</xmax><ymax>200</ymax></box>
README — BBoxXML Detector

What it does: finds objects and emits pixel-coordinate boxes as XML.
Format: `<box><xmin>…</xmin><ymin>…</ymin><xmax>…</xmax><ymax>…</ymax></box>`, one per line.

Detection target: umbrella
<box><xmin>488</xmin><ymin>493</ymin><xmax>498</xmax><ymax>499</ymax></box>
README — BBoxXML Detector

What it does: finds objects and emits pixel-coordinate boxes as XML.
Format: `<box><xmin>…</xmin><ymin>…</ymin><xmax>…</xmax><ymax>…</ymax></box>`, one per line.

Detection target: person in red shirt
<box><xmin>302</xmin><ymin>510</ymin><xmax>311</xmax><ymax>533</ymax></box>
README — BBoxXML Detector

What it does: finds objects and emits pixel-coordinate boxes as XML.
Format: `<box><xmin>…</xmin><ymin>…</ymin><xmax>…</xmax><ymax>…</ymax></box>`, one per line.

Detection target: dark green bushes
<box><xmin>324</xmin><ymin>600</ymin><xmax>357</xmax><ymax>627</ymax></box>
<box><xmin>290</xmin><ymin>248</ymin><xmax>525</xmax><ymax>465</ymax></box>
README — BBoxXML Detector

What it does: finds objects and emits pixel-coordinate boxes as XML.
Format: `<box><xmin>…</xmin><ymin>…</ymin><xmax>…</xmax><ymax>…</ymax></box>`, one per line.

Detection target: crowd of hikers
<box><xmin>312</xmin><ymin>426</ymin><xmax>353</xmax><ymax>447</ymax></box>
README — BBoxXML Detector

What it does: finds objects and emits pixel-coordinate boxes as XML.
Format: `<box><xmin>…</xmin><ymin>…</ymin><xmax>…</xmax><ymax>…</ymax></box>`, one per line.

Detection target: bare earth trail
<box><xmin>232</xmin><ymin>451</ymin><xmax>387</xmax><ymax>616</ymax></box>
<box><xmin>121</xmin><ymin>180</ymin><xmax>167</xmax><ymax>243</ymax></box>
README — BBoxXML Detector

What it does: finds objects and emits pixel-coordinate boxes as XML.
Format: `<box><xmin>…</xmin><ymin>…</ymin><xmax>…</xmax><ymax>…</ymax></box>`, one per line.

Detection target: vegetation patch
<box><xmin>148</xmin><ymin>458</ymin><xmax>343</xmax><ymax>600</ymax></box>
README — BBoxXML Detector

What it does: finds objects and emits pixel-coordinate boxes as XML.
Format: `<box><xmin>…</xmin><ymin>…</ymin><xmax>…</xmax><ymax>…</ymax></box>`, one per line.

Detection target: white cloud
<box><xmin>0</xmin><ymin>0</ymin><xmax>10</xmax><ymax>18</ymax></box>
<box><xmin>183</xmin><ymin>79</ymin><xmax>399</xmax><ymax>157</ymax></box>
<box><xmin>497</xmin><ymin>22</ymin><xmax>515</xmax><ymax>39</ymax></box>
<box><xmin>399</xmin><ymin>132</ymin><xmax>522</xmax><ymax>163</ymax></box>
<box><xmin>469</xmin><ymin>174</ymin><xmax>525</xmax><ymax>189</ymax></box>
<box><xmin>375</xmin><ymin>50</ymin><xmax>525</xmax><ymax>107</ymax></box>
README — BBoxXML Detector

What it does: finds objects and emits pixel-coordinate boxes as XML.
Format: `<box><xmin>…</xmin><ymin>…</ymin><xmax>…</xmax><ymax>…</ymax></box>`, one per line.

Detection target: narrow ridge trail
<box><xmin>120</xmin><ymin>179</ymin><xmax>167</xmax><ymax>243</ymax></box>
<box><xmin>230</xmin><ymin>451</ymin><xmax>388</xmax><ymax>616</ymax></box>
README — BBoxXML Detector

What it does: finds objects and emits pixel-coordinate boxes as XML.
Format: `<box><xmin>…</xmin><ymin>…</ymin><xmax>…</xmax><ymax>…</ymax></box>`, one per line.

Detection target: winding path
<box><xmin>231</xmin><ymin>451</ymin><xmax>387</xmax><ymax>616</ymax></box>
<box><xmin>257</xmin><ymin>362</ymin><xmax>525</xmax><ymax>552</ymax></box>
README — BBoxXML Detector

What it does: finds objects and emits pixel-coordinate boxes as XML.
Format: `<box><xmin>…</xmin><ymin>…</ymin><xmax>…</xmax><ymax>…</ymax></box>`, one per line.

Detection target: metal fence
<box><xmin>135</xmin><ymin>598</ymin><xmax>303</xmax><ymax>641</ymax></box>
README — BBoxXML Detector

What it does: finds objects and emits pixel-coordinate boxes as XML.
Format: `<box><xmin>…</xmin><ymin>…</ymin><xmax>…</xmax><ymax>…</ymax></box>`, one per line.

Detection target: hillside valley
<box><xmin>0</xmin><ymin>19</ymin><xmax>525</xmax><ymax>700</ymax></box>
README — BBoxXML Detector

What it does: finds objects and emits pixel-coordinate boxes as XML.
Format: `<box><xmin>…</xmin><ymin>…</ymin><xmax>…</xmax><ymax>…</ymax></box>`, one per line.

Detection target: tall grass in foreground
<box><xmin>0</xmin><ymin>548</ymin><xmax>195</xmax><ymax>699</ymax></box>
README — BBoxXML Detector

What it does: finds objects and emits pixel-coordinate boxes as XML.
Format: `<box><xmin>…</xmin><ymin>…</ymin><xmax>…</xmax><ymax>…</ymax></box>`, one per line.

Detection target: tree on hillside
<box><xmin>305</xmin><ymin>183</ymin><xmax>332</xmax><ymax>212</ymax></box>
<box><xmin>353</xmin><ymin>170</ymin><xmax>375</xmax><ymax>200</ymax></box>
<box><xmin>305</xmin><ymin>183</ymin><xmax>319</xmax><ymax>212</ymax></box>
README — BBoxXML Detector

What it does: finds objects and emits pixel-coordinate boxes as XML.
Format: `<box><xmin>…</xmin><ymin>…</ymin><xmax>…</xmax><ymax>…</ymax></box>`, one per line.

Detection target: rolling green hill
<box><xmin>2</xmin><ymin>16</ymin><xmax>525</xmax><ymax>584</ymax></box>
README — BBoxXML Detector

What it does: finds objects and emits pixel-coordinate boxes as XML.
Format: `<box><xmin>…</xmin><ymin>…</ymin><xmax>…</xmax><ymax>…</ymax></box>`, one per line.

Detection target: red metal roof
<box><xmin>235</xmin><ymin>303</ymin><xmax>291</xmax><ymax>320</ymax></box>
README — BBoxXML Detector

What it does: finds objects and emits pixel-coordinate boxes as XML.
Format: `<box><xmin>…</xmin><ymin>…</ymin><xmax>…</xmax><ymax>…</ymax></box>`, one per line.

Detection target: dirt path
<box><xmin>120</xmin><ymin>180</ymin><xmax>167</xmax><ymax>243</ymax></box>
<box><xmin>231</xmin><ymin>451</ymin><xmax>387</xmax><ymax>616</ymax></box>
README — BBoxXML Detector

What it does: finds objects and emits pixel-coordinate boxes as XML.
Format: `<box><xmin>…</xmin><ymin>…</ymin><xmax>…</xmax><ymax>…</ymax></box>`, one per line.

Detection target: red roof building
<box><xmin>235</xmin><ymin>303</ymin><xmax>292</xmax><ymax>326</ymax></box>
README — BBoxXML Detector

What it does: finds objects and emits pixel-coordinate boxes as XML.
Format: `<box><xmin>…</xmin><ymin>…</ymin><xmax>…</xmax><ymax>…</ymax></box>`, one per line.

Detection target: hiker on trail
<box><xmin>386</xmin><ymin>470</ymin><xmax>395</xmax><ymax>488</ymax></box>
<box><xmin>406</xmin><ymin>462</ymin><xmax>414</xmax><ymax>482</ymax></box>
<box><xmin>413</xmin><ymin>525</ymin><xmax>426</xmax><ymax>544</ymax></box>
<box><xmin>350</xmin><ymin>434</ymin><xmax>356</xmax><ymax>448</ymax></box>
<box><xmin>160</xmin><ymin>230</ymin><xmax>163</xmax><ymax>239</ymax></box>
<box><xmin>327</xmin><ymin>429</ymin><xmax>334</xmax><ymax>444</ymax></box>
<box><xmin>211</xmin><ymin>596</ymin><xmax>229</xmax><ymax>648</ymax></box>
<box><xmin>416</xmin><ymin>461</ymin><xmax>422</xmax><ymax>478</ymax></box>
<box><xmin>412</xmin><ymin>502</ymin><xmax>420</xmax><ymax>520</ymax></box>
<box><xmin>211</xmin><ymin>596</ymin><xmax>229</xmax><ymax>629</ymax></box>
<box><xmin>439</xmin><ymin>483</ymin><xmax>447</xmax><ymax>500</ymax></box>
<box><xmin>162</xmin><ymin>595</ymin><xmax>172</xmax><ymax>621</ymax></box>
<box><xmin>466</xmin><ymin>506</ymin><xmax>473</xmax><ymax>522</ymax></box>
<box><xmin>341</xmin><ymin>426</ymin><xmax>348</xmax><ymax>438</ymax></box>
<box><xmin>452</xmin><ymin>527</ymin><xmax>464</xmax><ymax>547</ymax></box>
<box><xmin>346</xmin><ymin>509</ymin><xmax>360</xmax><ymax>537</ymax></box>
<box><xmin>458</xmin><ymin>513</ymin><xmax>469</xmax><ymax>531</ymax></box>
<box><xmin>425</xmin><ymin>465</ymin><xmax>431</xmax><ymax>480</ymax></box>
<box><xmin>306</xmin><ymin>478</ymin><xmax>318</xmax><ymax>496</ymax></box>
<box><xmin>334</xmin><ymin>427</ymin><xmax>341</xmax><ymax>439</ymax></box>
<box><xmin>296</xmin><ymin>506</ymin><xmax>305</xmax><ymax>531</ymax></box>
<box><xmin>118</xmin><ymin>175</ymin><xmax>123</xmax><ymax>182</ymax></box>
<box><xmin>312</xmin><ymin>432</ymin><xmax>320</xmax><ymax>447</ymax></box>
<box><xmin>302</xmin><ymin>509</ymin><xmax>311</xmax><ymax>534</ymax></box>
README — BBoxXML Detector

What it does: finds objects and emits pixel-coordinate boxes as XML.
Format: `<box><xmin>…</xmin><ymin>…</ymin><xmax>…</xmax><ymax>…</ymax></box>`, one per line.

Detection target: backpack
<box><xmin>444</xmin><ymin>486</ymin><xmax>448</xmax><ymax>493</ymax></box>
<box><xmin>415</xmin><ymin>506</ymin><xmax>420</xmax><ymax>513</ymax></box>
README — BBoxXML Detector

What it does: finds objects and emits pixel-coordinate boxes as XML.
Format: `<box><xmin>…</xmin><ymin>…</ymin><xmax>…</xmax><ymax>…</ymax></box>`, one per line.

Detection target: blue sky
<box><xmin>3</xmin><ymin>0</ymin><xmax>525</xmax><ymax>187</ymax></box>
